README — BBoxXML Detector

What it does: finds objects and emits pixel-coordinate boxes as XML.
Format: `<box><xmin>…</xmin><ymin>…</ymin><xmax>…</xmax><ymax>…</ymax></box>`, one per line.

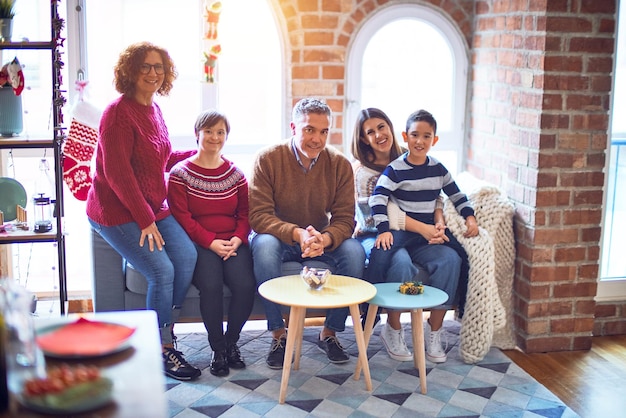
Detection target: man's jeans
<box><xmin>250</xmin><ymin>233</ymin><xmax>365</xmax><ymax>332</ymax></box>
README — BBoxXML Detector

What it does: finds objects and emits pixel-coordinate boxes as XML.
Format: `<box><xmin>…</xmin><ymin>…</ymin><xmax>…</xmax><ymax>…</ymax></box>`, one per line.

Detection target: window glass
<box><xmin>361</xmin><ymin>19</ymin><xmax>453</xmax><ymax>134</ymax></box>
<box><xmin>361</xmin><ymin>18</ymin><xmax>457</xmax><ymax>175</ymax></box>
<box><xmin>3</xmin><ymin>0</ymin><xmax>282</xmax><ymax>300</ymax></box>
<box><xmin>347</xmin><ymin>6</ymin><xmax>467</xmax><ymax>177</ymax></box>
<box><xmin>601</xmin><ymin>3</ymin><xmax>626</xmax><ymax>283</ymax></box>
<box><xmin>84</xmin><ymin>0</ymin><xmax>282</xmax><ymax>163</ymax></box>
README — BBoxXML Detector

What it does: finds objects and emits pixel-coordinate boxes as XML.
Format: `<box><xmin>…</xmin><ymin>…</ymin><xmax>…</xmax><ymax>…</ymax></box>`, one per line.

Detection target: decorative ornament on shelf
<box><xmin>0</xmin><ymin>0</ymin><xmax>16</xmax><ymax>42</ymax></box>
<box><xmin>0</xmin><ymin>56</ymin><xmax>24</xmax><ymax>137</ymax></box>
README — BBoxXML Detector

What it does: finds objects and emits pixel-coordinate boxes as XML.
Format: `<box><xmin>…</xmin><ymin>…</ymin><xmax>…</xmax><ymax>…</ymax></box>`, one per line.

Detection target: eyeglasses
<box><xmin>139</xmin><ymin>63</ymin><xmax>165</xmax><ymax>75</ymax></box>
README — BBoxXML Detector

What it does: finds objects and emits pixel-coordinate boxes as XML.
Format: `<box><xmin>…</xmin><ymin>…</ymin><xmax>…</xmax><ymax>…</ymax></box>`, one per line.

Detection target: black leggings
<box><xmin>192</xmin><ymin>244</ymin><xmax>256</xmax><ymax>352</ymax></box>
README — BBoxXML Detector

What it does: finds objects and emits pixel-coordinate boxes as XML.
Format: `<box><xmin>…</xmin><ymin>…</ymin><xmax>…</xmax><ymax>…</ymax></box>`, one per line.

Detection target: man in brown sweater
<box><xmin>249</xmin><ymin>98</ymin><xmax>366</xmax><ymax>369</ymax></box>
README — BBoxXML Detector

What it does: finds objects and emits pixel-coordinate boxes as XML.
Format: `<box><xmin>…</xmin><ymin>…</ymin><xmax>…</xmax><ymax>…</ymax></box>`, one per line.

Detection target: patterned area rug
<box><xmin>166</xmin><ymin>320</ymin><xmax>579</xmax><ymax>418</ymax></box>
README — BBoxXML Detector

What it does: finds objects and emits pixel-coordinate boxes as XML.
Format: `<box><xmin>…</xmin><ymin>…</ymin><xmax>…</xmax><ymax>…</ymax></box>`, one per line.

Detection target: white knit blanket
<box><xmin>444</xmin><ymin>174</ymin><xmax>516</xmax><ymax>363</ymax></box>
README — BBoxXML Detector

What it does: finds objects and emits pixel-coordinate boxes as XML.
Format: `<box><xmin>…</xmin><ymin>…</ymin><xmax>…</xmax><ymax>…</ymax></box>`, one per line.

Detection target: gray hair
<box><xmin>292</xmin><ymin>98</ymin><xmax>332</xmax><ymax>123</ymax></box>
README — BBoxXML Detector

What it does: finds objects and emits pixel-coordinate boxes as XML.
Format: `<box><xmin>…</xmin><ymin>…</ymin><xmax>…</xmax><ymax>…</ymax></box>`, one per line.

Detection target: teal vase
<box><xmin>0</xmin><ymin>85</ymin><xmax>23</xmax><ymax>137</ymax></box>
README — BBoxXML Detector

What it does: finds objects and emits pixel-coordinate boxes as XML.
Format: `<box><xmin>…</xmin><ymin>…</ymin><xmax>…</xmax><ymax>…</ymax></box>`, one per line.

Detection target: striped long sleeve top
<box><xmin>369</xmin><ymin>154</ymin><xmax>474</xmax><ymax>233</ymax></box>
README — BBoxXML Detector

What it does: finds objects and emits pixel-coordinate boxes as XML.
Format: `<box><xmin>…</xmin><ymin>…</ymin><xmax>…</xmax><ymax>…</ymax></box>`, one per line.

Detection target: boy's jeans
<box><xmin>366</xmin><ymin>230</ymin><xmax>460</xmax><ymax>310</ymax></box>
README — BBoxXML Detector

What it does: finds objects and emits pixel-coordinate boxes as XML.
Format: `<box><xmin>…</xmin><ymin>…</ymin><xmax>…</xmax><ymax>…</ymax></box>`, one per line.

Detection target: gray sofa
<box><xmin>91</xmin><ymin>230</ymin><xmax>340</xmax><ymax>321</ymax></box>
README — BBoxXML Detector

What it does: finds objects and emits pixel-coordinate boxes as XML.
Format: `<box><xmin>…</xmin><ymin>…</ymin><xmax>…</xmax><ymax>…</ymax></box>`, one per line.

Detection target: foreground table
<box><xmin>258</xmin><ymin>275</ymin><xmax>376</xmax><ymax>404</ymax></box>
<box><xmin>354</xmin><ymin>283</ymin><xmax>449</xmax><ymax>394</ymax></box>
<box><xmin>2</xmin><ymin>310</ymin><xmax>167</xmax><ymax>418</ymax></box>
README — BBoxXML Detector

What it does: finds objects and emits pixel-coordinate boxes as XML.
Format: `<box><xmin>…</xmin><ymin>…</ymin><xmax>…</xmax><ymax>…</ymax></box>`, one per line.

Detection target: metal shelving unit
<box><xmin>0</xmin><ymin>1</ymin><xmax>67</xmax><ymax>314</ymax></box>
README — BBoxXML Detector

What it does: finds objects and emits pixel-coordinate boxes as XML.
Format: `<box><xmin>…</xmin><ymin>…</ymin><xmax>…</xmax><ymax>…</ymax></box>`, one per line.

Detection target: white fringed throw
<box><xmin>444</xmin><ymin>175</ymin><xmax>516</xmax><ymax>363</ymax></box>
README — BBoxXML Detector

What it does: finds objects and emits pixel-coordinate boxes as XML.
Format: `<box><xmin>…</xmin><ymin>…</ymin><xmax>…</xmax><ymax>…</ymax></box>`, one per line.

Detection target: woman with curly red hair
<box><xmin>87</xmin><ymin>42</ymin><xmax>200</xmax><ymax>381</ymax></box>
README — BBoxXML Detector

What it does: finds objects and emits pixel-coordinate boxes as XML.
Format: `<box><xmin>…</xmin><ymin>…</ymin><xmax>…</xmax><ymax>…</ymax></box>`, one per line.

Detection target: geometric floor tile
<box><xmin>167</xmin><ymin>320</ymin><xmax>581</xmax><ymax>417</ymax></box>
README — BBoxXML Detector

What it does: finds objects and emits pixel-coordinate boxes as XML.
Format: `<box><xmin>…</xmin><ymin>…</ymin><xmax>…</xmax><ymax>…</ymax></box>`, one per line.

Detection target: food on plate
<box><xmin>21</xmin><ymin>363</ymin><xmax>112</xmax><ymax>411</ymax></box>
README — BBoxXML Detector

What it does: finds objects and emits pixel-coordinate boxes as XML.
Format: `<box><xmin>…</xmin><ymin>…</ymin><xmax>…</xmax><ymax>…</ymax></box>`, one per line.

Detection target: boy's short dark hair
<box><xmin>194</xmin><ymin>109</ymin><xmax>230</xmax><ymax>136</ymax></box>
<box><xmin>405</xmin><ymin>109</ymin><xmax>437</xmax><ymax>135</ymax></box>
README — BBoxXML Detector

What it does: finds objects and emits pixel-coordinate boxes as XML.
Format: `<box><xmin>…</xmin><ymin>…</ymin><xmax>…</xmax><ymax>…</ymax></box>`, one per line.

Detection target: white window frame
<box><xmin>344</xmin><ymin>4</ymin><xmax>469</xmax><ymax>175</ymax></box>
<box><xmin>597</xmin><ymin>1</ymin><xmax>626</xmax><ymax>302</ymax></box>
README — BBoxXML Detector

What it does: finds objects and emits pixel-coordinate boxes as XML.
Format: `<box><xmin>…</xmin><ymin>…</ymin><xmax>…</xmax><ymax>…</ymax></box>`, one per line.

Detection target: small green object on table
<box><xmin>398</xmin><ymin>281</ymin><xmax>424</xmax><ymax>295</ymax></box>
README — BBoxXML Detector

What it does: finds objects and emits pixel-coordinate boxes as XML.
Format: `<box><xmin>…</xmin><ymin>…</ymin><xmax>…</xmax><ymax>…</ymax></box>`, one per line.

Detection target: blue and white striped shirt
<box><xmin>369</xmin><ymin>153</ymin><xmax>474</xmax><ymax>233</ymax></box>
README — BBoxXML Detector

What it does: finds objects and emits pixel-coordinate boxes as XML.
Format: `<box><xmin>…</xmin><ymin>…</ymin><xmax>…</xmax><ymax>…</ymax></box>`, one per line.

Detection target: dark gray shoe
<box><xmin>266</xmin><ymin>335</ymin><xmax>286</xmax><ymax>369</ymax></box>
<box><xmin>317</xmin><ymin>334</ymin><xmax>349</xmax><ymax>364</ymax></box>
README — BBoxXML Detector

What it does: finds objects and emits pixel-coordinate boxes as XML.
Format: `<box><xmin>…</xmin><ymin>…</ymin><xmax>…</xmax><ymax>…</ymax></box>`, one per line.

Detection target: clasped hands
<box><xmin>296</xmin><ymin>225</ymin><xmax>327</xmax><ymax>258</ymax></box>
<box><xmin>374</xmin><ymin>215</ymin><xmax>479</xmax><ymax>251</ymax></box>
<box><xmin>210</xmin><ymin>236</ymin><xmax>242</xmax><ymax>260</ymax></box>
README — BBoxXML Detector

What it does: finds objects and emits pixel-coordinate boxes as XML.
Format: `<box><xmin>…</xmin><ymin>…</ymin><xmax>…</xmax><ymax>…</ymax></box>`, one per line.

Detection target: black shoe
<box><xmin>317</xmin><ymin>334</ymin><xmax>349</xmax><ymax>364</ymax></box>
<box><xmin>226</xmin><ymin>343</ymin><xmax>246</xmax><ymax>369</ymax></box>
<box><xmin>210</xmin><ymin>350</ymin><xmax>230</xmax><ymax>377</ymax></box>
<box><xmin>163</xmin><ymin>347</ymin><xmax>201</xmax><ymax>381</ymax></box>
<box><xmin>266</xmin><ymin>335</ymin><xmax>286</xmax><ymax>369</ymax></box>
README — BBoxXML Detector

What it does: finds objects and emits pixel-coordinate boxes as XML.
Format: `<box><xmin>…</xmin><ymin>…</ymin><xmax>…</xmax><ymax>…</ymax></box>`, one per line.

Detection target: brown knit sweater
<box><xmin>248</xmin><ymin>140</ymin><xmax>356</xmax><ymax>251</ymax></box>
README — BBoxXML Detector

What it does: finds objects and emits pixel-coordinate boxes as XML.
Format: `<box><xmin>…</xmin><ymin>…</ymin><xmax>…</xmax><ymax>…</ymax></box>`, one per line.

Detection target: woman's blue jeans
<box><xmin>250</xmin><ymin>233</ymin><xmax>365</xmax><ymax>333</ymax></box>
<box><xmin>89</xmin><ymin>215</ymin><xmax>197</xmax><ymax>343</ymax></box>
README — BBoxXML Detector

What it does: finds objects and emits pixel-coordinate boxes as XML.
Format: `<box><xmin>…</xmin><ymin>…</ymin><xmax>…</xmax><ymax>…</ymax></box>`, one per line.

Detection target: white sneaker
<box><xmin>380</xmin><ymin>323</ymin><xmax>413</xmax><ymax>361</ymax></box>
<box><xmin>425</xmin><ymin>321</ymin><xmax>447</xmax><ymax>363</ymax></box>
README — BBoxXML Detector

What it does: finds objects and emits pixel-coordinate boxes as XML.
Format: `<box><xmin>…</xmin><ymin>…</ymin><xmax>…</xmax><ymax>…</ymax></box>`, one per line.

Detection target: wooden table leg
<box><xmin>279</xmin><ymin>306</ymin><xmax>305</xmax><ymax>404</ymax></box>
<box><xmin>353</xmin><ymin>303</ymin><xmax>378</xmax><ymax>380</ymax></box>
<box><xmin>293</xmin><ymin>307</ymin><xmax>306</xmax><ymax>370</ymax></box>
<box><xmin>411</xmin><ymin>309</ymin><xmax>427</xmax><ymax>394</ymax></box>
<box><xmin>349</xmin><ymin>304</ymin><xmax>372</xmax><ymax>391</ymax></box>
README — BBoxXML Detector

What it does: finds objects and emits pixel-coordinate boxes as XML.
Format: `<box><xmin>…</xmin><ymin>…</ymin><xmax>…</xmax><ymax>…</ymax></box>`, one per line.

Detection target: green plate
<box><xmin>19</xmin><ymin>377</ymin><xmax>114</xmax><ymax>415</ymax></box>
<box><xmin>0</xmin><ymin>177</ymin><xmax>27</xmax><ymax>221</ymax></box>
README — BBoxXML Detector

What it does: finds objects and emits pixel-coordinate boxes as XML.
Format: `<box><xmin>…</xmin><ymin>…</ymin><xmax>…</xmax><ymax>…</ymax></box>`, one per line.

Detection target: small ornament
<box><xmin>399</xmin><ymin>281</ymin><xmax>424</xmax><ymax>295</ymax></box>
<box><xmin>203</xmin><ymin>44</ymin><xmax>221</xmax><ymax>83</ymax></box>
<box><xmin>204</xmin><ymin>1</ymin><xmax>222</xmax><ymax>40</ymax></box>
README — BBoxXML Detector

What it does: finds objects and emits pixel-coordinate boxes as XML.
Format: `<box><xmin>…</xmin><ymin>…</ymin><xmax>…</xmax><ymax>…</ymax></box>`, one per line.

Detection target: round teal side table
<box><xmin>353</xmin><ymin>282</ymin><xmax>449</xmax><ymax>394</ymax></box>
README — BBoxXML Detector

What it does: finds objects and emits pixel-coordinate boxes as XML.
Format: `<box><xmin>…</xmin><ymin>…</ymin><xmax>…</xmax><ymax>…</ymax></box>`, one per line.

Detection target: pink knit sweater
<box><xmin>86</xmin><ymin>95</ymin><xmax>192</xmax><ymax>229</ymax></box>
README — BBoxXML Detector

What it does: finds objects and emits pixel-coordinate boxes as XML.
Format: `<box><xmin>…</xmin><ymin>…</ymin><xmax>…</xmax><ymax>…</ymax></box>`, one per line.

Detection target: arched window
<box><xmin>81</xmin><ymin>0</ymin><xmax>283</xmax><ymax>173</ymax></box>
<box><xmin>345</xmin><ymin>5</ymin><xmax>468</xmax><ymax>176</ymax></box>
<box><xmin>2</xmin><ymin>0</ymin><xmax>283</xmax><ymax>302</ymax></box>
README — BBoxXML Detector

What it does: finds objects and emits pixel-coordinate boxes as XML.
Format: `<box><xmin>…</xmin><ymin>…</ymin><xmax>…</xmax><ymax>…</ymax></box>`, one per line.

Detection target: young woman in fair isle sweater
<box><xmin>168</xmin><ymin>110</ymin><xmax>255</xmax><ymax>377</ymax></box>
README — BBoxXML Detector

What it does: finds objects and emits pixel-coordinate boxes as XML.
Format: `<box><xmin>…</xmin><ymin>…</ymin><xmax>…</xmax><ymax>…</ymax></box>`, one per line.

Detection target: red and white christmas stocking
<box><xmin>62</xmin><ymin>82</ymin><xmax>102</xmax><ymax>201</ymax></box>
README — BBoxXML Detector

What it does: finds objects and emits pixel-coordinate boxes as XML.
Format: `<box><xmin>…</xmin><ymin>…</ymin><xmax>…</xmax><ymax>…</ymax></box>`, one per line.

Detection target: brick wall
<box><xmin>470</xmin><ymin>0</ymin><xmax>615</xmax><ymax>352</ymax></box>
<box><xmin>595</xmin><ymin>301</ymin><xmax>626</xmax><ymax>335</ymax></box>
<box><xmin>273</xmin><ymin>0</ymin><xmax>622</xmax><ymax>352</ymax></box>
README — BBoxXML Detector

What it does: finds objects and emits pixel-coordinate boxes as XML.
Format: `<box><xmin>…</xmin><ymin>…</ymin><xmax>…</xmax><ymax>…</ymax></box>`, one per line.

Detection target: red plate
<box><xmin>37</xmin><ymin>318</ymin><xmax>136</xmax><ymax>358</ymax></box>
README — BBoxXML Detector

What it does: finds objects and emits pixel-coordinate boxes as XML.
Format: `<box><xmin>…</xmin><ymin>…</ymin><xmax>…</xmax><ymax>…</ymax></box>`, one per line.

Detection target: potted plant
<box><xmin>0</xmin><ymin>0</ymin><xmax>16</xmax><ymax>42</ymax></box>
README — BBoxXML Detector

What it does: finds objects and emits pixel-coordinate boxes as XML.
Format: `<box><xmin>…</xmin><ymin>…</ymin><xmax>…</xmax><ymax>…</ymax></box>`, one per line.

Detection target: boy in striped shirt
<box><xmin>367</xmin><ymin>109</ymin><xmax>478</xmax><ymax>363</ymax></box>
